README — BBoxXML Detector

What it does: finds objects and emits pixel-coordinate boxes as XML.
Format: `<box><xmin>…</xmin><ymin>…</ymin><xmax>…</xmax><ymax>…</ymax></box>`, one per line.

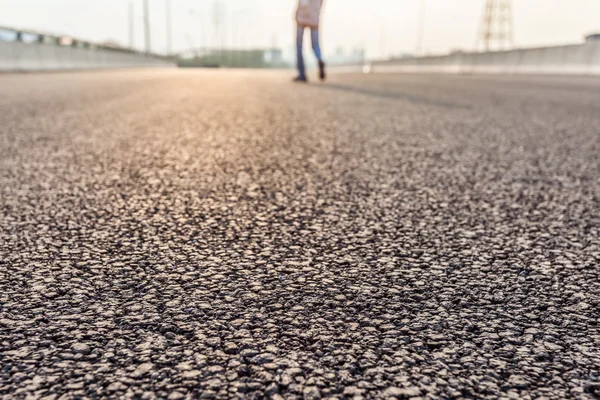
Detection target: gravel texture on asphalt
<box><xmin>1</xmin><ymin>70</ymin><xmax>599</xmax><ymax>400</ymax></box>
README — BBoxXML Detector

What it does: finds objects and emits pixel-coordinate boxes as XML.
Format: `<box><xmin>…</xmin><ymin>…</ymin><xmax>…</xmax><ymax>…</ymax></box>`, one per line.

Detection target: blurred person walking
<box><xmin>294</xmin><ymin>0</ymin><xmax>326</xmax><ymax>82</ymax></box>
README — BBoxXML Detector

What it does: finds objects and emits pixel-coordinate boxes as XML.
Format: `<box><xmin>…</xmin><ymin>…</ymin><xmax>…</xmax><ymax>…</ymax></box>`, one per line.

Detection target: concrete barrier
<box><xmin>0</xmin><ymin>41</ymin><xmax>16</xmax><ymax>71</ymax></box>
<box><xmin>0</xmin><ymin>40</ymin><xmax>174</xmax><ymax>72</ymax></box>
<box><xmin>358</xmin><ymin>37</ymin><xmax>600</xmax><ymax>76</ymax></box>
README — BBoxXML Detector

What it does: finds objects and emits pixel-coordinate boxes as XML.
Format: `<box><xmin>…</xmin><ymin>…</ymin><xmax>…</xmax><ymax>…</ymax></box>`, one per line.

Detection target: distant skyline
<box><xmin>1</xmin><ymin>0</ymin><xmax>599</xmax><ymax>59</ymax></box>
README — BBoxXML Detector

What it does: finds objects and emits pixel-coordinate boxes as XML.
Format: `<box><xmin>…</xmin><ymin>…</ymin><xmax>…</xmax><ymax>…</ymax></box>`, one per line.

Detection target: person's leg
<box><xmin>310</xmin><ymin>28</ymin><xmax>322</xmax><ymax>62</ymax></box>
<box><xmin>311</xmin><ymin>28</ymin><xmax>326</xmax><ymax>81</ymax></box>
<box><xmin>296</xmin><ymin>24</ymin><xmax>306</xmax><ymax>79</ymax></box>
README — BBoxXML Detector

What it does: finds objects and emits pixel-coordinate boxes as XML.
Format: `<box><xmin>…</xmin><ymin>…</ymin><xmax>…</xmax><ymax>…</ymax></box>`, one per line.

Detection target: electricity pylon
<box><xmin>476</xmin><ymin>0</ymin><xmax>514</xmax><ymax>52</ymax></box>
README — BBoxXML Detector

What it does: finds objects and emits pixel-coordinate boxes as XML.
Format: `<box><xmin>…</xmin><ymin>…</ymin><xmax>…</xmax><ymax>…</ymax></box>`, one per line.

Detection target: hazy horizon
<box><xmin>1</xmin><ymin>0</ymin><xmax>599</xmax><ymax>59</ymax></box>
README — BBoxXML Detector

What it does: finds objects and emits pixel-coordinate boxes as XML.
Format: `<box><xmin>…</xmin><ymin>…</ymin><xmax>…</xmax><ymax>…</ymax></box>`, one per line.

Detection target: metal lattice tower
<box><xmin>476</xmin><ymin>0</ymin><xmax>514</xmax><ymax>52</ymax></box>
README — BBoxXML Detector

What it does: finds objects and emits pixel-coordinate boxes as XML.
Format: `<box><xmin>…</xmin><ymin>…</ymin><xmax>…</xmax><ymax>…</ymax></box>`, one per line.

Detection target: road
<box><xmin>1</xmin><ymin>70</ymin><xmax>599</xmax><ymax>399</ymax></box>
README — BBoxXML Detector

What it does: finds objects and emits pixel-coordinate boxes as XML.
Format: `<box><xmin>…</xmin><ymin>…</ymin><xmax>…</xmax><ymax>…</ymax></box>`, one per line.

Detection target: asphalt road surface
<box><xmin>1</xmin><ymin>70</ymin><xmax>599</xmax><ymax>400</ymax></box>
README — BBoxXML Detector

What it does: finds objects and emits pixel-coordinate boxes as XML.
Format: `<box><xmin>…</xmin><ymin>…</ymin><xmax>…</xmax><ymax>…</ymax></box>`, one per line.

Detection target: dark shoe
<box><xmin>293</xmin><ymin>76</ymin><xmax>308</xmax><ymax>83</ymax></box>
<box><xmin>319</xmin><ymin>61</ymin><xmax>326</xmax><ymax>81</ymax></box>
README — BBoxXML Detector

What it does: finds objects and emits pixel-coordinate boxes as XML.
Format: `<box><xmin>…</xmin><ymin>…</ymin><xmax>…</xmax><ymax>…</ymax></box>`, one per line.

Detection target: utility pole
<box><xmin>143</xmin><ymin>0</ymin><xmax>151</xmax><ymax>53</ymax></box>
<box><xmin>231</xmin><ymin>8</ymin><xmax>251</xmax><ymax>68</ymax></box>
<box><xmin>222</xmin><ymin>3</ymin><xmax>227</xmax><ymax>67</ymax></box>
<box><xmin>213</xmin><ymin>0</ymin><xmax>223</xmax><ymax>65</ymax></box>
<box><xmin>189</xmin><ymin>9</ymin><xmax>206</xmax><ymax>61</ymax></box>
<box><xmin>166</xmin><ymin>0</ymin><xmax>172</xmax><ymax>55</ymax></box>
<box><xmin>416</xmin><ymin>0</ymin><xmax>426</xmax><ymax>56</ymax></box>
<box><xmin>128</xmin><ymin>0</ymin><xmax>135</xmax><ymax>49</ymax></box>
<box><xmin>476</xmin><ymin>0</ymin><xmax>514</xmax><ymax>51</ymax></box>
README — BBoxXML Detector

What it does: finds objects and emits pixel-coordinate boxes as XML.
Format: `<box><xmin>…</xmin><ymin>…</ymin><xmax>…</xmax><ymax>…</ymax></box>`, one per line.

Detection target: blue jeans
<box><xmin>297</xmin><ymin>24</ymin><xmax>322</xmax><ymax>78</ymax></box>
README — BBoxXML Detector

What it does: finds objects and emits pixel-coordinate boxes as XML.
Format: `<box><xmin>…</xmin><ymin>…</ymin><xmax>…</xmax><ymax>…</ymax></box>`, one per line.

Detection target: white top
<box><xmin>296</xmin><ymin>0</ymin><xmax>323</xmax><ymax>28</ymax></box>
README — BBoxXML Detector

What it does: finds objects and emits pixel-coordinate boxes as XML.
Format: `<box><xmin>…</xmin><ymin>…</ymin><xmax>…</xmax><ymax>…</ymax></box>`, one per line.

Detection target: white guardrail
<box><xmin>0</xmin><ymin>26</ymin><xmax>175</xmax><ymax>72</ymax></box>
<box><xmin>343</xmin><ymin>35</ymin><xmax>600</xmax><ymax>76</ymax></box>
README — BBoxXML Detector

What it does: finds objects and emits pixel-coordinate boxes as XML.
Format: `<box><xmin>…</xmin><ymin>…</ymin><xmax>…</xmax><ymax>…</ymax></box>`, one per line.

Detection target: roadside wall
<box><xmin>0</xmin><ymin>41</ymin><xmax>174</xmax><ymax>72</ymax></box>
<box><xmin>354</xmin><ymin>40</ymin><xmax>600</xmax><ymax>76</ymax></box>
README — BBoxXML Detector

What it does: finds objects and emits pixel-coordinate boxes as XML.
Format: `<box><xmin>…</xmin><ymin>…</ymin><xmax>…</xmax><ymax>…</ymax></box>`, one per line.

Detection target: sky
<box><xmin>1</xmin><ymin>0</ymin><xmax>599</xmax><ymax>60</ymax></box>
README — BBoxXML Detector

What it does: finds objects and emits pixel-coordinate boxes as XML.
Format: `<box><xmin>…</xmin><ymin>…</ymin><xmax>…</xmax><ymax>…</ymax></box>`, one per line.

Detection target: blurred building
<box><xmin>178</xmin><ymin>48</ymin><xmax>288</xmax><ymax>68</ymax></box>
<box><xmin>327</xmin><ymin>46</ymin><xmax>366</xmax><ymax>66</ymax></box>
